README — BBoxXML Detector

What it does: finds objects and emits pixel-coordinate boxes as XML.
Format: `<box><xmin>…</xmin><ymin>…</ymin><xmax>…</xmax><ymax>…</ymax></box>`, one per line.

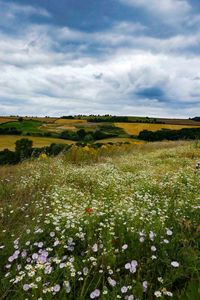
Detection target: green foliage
<box><xmin>77</xmin><ymin>129</ymin><xmax>87</xmax><ymax>139</ymax></box>
<box><xmin>191</xmin><ymin>116</ymin><xmax>200</xmax><ymax>122</ymax></box>
<box><xmin>84</xmin><ymin>134</ymin><xmax>94</xmax><ymax>142</ymax></box>
<box><xmin>0</xmin><ymin>127</ymin><xmax>22</xmax><ymax>135</ymax></box>
<box><xmin>60</xmin><ymin>125</ymin><xmax>126</xmax><ymax>142</ymax></box>
<box><xmin>0</xmin><ymin>149</ymin><xmax>19</xmax><ymax>165</ymax></box>
<box><xmin>15</xmin><ymin>138</ymin><xmax>33</xmax><ymax>160</ymax></box>
<box><xmin>60</xmin><ymin>130</ymin><xmax>79</xmax><ymax>141</ymax></box>
<box><xmin>0</xmin><ymin>120</ymin><xmax>43</xmax><ymax>134</ymax></box>
<box><xmin>138</xmin><ymin>128</ymin><xmax>200</xmax><ymax>141</ymax></box>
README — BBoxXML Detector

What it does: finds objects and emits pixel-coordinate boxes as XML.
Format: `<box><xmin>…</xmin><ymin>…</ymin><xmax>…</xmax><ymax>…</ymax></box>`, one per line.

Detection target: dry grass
<box><xmin>55</xmin><ymin>119</ymin><xmax>87</xmax><ymax>125</ymax></box>
<box><xmin>115</xmin><ymin>122</ymin><xmax>200</xmax><ymax>135</ymax></box>
<box><xmin>0</xmin><ymin>135</ymin><xmax>74</xmax><ymax>150</ymax></box>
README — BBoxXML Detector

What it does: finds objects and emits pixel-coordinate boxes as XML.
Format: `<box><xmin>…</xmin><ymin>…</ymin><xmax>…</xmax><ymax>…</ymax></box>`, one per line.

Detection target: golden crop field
<box><xmin>0</xmin><ymin>135</ymin><xmax>74</xmax><ymax>151</ymax></box>
<box><xmin>115</xmin><ymin>122</ymin><xmax>200</xmax><ymax>135</ymax></box>
<box><xmin>0</xmin><ymin>117</ymin><xmax>17</xmax><ymax>124</ymax></box>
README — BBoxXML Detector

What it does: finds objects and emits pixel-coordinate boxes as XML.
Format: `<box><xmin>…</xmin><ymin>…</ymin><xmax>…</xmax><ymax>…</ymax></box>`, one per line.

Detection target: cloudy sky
<box><xmin>0</xmin><ymin>0</ymin><xmax>200</xmax><ymax>117</ymax></box>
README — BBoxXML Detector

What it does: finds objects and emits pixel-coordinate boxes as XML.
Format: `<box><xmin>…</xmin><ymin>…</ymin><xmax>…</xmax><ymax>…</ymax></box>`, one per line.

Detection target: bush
<box><xmin>15</xmin><ymin>138</ymin><xmax>33</xmax><ymax>160</ymax></box>
<box><xmin>0</xmin><ymin>127</ymin><xmax>22</xmax><ymax>135</ymax></box>
<box><xmin>0</xmin><ymin>149</ymin><xmax>19</xmax><ymax>165</ymax></box>
<box><xmin>60</xmin><ymin>130</ymin><xmax>79</xmax><ymax>141</ymax></box>
<box><xmin>84</xmin><ymin>134</ymin><xmax>94</xmax><ymax>142</ymax></box>
<box><xmin>77</xmin><ymin>129</ymin><xmax>87</xmax><ymax>139</ymax></box>
<box><xmin>47</xmin><ymin>143</ymin><xmax>71</xmax><ymax>156</ymax></box>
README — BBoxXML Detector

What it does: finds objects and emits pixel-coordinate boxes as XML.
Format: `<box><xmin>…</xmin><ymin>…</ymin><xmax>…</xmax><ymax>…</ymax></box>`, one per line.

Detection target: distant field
<box><xmin>24</xmin><ymin>117</ymin><xmax>58</xmax><ymax>123</ymax></box>
<box><xmin>40</xmin><ymin>119</ymin><xmax>88</xmax><ymax>133</ymax></box>
<box><xmin>115</xmin><ymin>122</ymin><xmax>200</xmax><ymax>135</ymax></box>
<box><xmin>0</xmin><ymin>120</ymin><xmax>43</xmax><ymax>133</ymax></box>
<box><xmin>0</xmin><ymin>117</ymin><xmax>17</xmax><ymax>124</ymax></box>
<box><xmin>159</xmin><ymin>118</ymin><xmax>200</xmax><ymax>126</ymax></box>
<box><xmin>55</xmin><ymin>119</ymin><xmax>87</xmax><ymax>125</ymax></box>
<box><xmin>0</xmin><ymin>135</ymin><xmax>74</xmax><ymax>150</ymax></box>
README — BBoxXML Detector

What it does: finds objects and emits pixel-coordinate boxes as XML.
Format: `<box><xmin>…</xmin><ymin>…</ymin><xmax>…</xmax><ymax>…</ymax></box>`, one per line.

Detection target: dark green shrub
<box><xmin>15</xmin><ymin>138</ymin><xmax>33</xmax><ymax>160</ymax></box>
<box><xmin>0</xmin><ymin>149</ymin><xmax>19</xmax><ymax>165</ymax></box>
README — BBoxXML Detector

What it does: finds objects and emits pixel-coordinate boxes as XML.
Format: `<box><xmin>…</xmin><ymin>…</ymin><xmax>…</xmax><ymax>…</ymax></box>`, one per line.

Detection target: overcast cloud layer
<box><xmin>0</xmin><ymin>0</ymin><xmax>200</xmax><ymax>117</ymax></box>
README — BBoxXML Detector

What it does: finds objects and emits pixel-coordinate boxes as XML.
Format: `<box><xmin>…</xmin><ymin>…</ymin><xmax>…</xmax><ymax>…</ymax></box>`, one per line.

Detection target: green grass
<box><xmin>0</xmin><ymin>120</ymin><xmax>43</xmax><ymax>134</ymax></box>
<box><xmin>0</xmin><ymin>141</ymin><xmax>200</xmax><ymax>299</ymax></box>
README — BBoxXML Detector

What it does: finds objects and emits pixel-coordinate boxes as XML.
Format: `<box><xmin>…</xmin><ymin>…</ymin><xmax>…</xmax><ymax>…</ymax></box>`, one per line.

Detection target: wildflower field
<box><xmin>0</xmin><ymin>141</ymin><xmax>200</xmax><ymax>299</ymax></box>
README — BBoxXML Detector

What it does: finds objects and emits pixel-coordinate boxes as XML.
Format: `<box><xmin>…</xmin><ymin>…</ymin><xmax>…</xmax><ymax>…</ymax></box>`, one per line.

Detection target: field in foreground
<box><xmin>0</xmin><ymin>141</ymin><xmax>200</xmax><ymax>299</ymax></box>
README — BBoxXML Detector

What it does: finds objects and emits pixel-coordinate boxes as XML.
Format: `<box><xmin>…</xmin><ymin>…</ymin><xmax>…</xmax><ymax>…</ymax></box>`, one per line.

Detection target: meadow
<box><xmin>0</xmin><ymin>141</ymin><xmax>199</xmax><ymax>299</ymax></box>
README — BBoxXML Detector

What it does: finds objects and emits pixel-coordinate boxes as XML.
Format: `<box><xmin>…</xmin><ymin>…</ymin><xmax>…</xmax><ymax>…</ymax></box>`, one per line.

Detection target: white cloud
<box><xmin>1</xmin><ymin>26</ymin><xmax>200</xmax><ymax>118</ymax></box>
<box><xmin>0</xmin><ymin>1</ymin><xmax>200</xmax><ymax>117</ymax></box>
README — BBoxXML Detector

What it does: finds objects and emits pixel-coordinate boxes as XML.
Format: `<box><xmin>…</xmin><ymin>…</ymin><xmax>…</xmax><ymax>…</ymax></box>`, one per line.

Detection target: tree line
<box><xmin>138</xmin><ymin>127</ymin><xmax>200</xmax><ymax>141</ymax></box>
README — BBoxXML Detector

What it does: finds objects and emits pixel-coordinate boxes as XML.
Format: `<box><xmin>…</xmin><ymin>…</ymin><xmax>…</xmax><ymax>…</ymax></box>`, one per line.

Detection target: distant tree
<box><xmin>15</xmin><ymin>138</ymin><xmax>33</xmax><ymax>161</ymax></box>
<box><xmin>77</xmin><ymin>129</ymin><xmax>86</xmax><ymax>140</ymax></box>
<box><xmin>192</xmin><ymin>117</ymin><xmax>200</xmax><ymax>122</ymax></box>
<box><xmin>18</xmin><ymin>117</ymin><xmax>23</xmax><ymax>122</ymax></box>
<box><xmin>84</xmin><ymin>134</ymin><xmax>94</xmax><ymax>142</ymax></box>
<box><xmin>60</xmin><ymin>130</ymin><xmax>79</xmax><ymax>141</ymax></box>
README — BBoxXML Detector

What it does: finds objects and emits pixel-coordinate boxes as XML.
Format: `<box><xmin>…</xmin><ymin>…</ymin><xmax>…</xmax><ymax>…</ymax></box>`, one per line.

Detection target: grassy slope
<box><xmin>0</xmin><ymin>120</ymin><xmax>43</xmax><ymax>133</ymax></box>
<box><xmin>0</xmin><ymin>141</ymin><xmax>199</xmax><ymax>299</ymax></box>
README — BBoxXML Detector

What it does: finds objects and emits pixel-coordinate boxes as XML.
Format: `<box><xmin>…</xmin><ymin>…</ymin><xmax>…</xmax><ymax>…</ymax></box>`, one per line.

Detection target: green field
<box><xmin>0</xmin><ymin>120</ymin><xmax>43</xmax><ymax>133</ymax></box>
<box><xmin>0</xmin><ymin>141</ymin><xmax>199</xmax><ymax>299</ymax></box>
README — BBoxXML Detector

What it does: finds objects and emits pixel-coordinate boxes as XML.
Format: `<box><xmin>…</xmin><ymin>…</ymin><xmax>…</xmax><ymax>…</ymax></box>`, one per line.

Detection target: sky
<box><xmin>0</xmin><ymin>0</ymin><xmax>200</xmax><ymax>117</ymax></box>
